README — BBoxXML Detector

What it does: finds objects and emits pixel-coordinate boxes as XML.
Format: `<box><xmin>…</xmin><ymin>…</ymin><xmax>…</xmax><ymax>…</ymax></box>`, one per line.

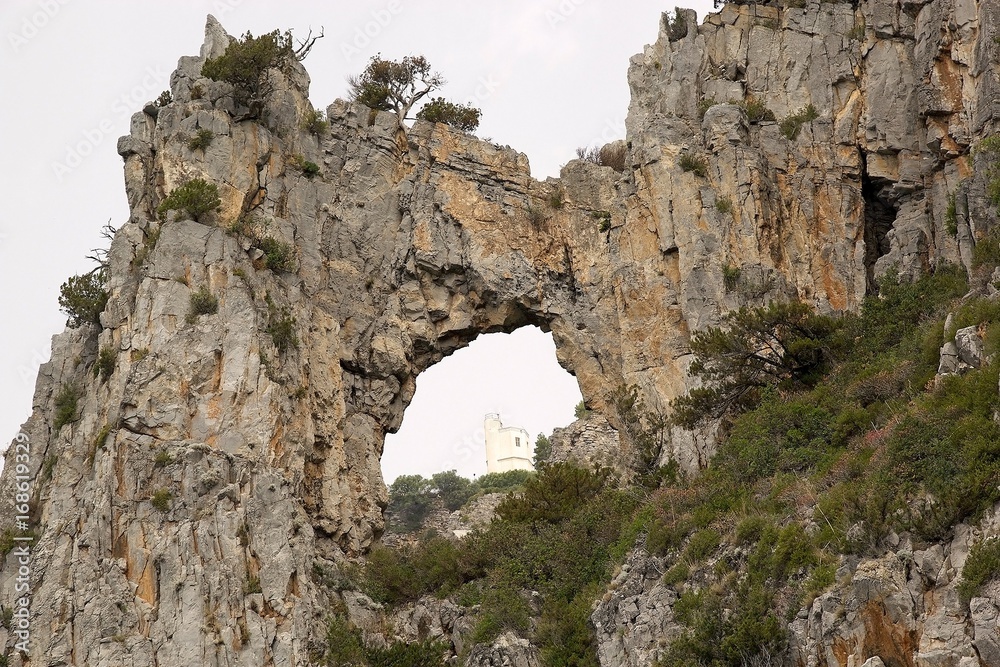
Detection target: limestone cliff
<box><xmin>1</xmin><ymin>1</ymin><xmax>998</xmax><ymax>665</ymax></box>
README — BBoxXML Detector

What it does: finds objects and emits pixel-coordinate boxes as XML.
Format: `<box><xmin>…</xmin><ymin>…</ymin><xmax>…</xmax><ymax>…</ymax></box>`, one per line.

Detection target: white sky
<box><xmin>0</xmin><ymin>1</ymin><xmax>716</xmax><ymax>479</ymax></box>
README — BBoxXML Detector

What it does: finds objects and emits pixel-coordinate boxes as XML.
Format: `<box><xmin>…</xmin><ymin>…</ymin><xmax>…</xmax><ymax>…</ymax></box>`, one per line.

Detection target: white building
<box><xmin>484</xmin><ymin>413</ymin><xmax>534</xmax><ymax>474</ymax></box>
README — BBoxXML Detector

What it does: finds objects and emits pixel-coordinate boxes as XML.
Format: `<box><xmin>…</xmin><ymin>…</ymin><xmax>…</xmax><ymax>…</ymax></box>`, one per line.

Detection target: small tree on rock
<box><xmin>348</xmin><ymin>55</ymin><xmax>481</xmax><ymax>131</ymax></box>
<box><xmin>59</xmin><ymin>270</ymin><xmax>108</xmax><ymax>328</ymax></box>
<box><xmin>670</xmin><ymin>300</ymin><xmax>843</xmax><ymax>428</ymax></box>
<box><xmin>202</xmin><ymin>28</ymin><xmax>322</xmax><ymax>117</ymax></box>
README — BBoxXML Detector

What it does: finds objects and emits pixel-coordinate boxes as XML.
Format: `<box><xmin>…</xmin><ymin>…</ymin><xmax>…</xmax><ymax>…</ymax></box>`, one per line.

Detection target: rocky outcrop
<box><xmin>465</xmin><ymin>632</ymin><xmax>541</xmax><ymax>667</ymax></box>
<box><xmin>547</xmin><ymin>415</ymin><xmax>628</xmax><ymax>475</ymax></box>
<box><xmin>2</xmin><ymin>0</ymin><xmax>999</xmax><ymax>664</ymax></box>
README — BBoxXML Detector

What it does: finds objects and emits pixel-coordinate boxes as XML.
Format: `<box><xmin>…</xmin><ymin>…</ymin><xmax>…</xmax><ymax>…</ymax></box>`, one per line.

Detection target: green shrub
<box><xmin>431</xmin><ymin>470</ymin><xmax>474</xmax><ymax>511</ymax></box>
<box><xmin>155</xmin><ymin>90</ymin><xmax>172</xmax><ymax>107</ymax></box>
<box><xmin>289</xmin><ymin>154</ymin><xmax>321</xmax><ymax>179</ymax></box>
<box><xmin>945</xmin><ymin>191</ymin><xmax>958</xmax><ymax>237</ymax></box>
<box><xmin>472</xmin><ymin>584</ymin><xmax>531</xmax><ymax>644</ymax></box>
<box><xmin>415</xmin><ymin>97</ymin><xmax>481</xmax><ymax>132</ymax></box>
<box><xmin>302</xmin><ymin>106</ymin><xmax>329</xmax><ymax>135</ymax></box>
<box><xmin>670</xmin><ymin>301</ymin><xmax>843</xmax><ymax>428</ymax></box>
<box><xmin>959</xmin><ymin>537</ymin><xmax>1000</xmax><ymax>604</ymax></box>
<box><xmin>972</xmin><ymin>230</ymin><xmax>1000</xmax><ymax>270</ymax></box>
<box><xmin>187</xmin><ymin>128</ymin><xmax>214</xmax><ymax>152</ymax></box>
<box><xmin>697</xmin><ymin>97</ymin><xmax>719</xmax><ymax>119</ymax></box>
<box><xmin>59</xmin><ymin>271</ymin><xmax>109</xmax><ymax>328</ymax></box>
<box><xmin>663</xmin><ymin>562</ymin><xmax>690</xmax><ymax>585</ymax></box>
<box><xmin>535</xmin><ymin>588</ymin><xmax>602</xmax><ymax>667</ymax></box>
<box><xmin>41</xmin><ymin>455</ymin><xmax>57</xmax><ymax>483</ymax></box>
<box><xmin>977</xmin><ymin>134</ymin><xmax>1000</xmax><ymax>216</ymax></box>
<box><xmin>667</xmin><ymin>9</ymin><xmax>688</xmax><ymax>41</ymax></box>
<box><xmin>722</xmin><ymin>263</ymin><xmax>741</xmax><ymax>291</ymax></box>
<box><xmin>779</xmin><ymin>104</ymin><xmax>820</xmax><ymax>140</ymax></box>
<box><xmin>267</xmin><ymin>305</ymin><xmax>298</xmax><ymax>352</ymax></box>
<box><xmin>678</xmin><ymin>153</ymin><xmax>708</xmax><ymax>177</ymax></box>
<box><xmin>323</xmin><ymin>612</ymin><xmax>447</xmax><ymax>667</ymax></box>
<box><xmin>386</xmin><ymin>474</ymin><xmax>433</xmax><ymax>532</ymax></box>
<box><xmin>473</xmin><ymin>469</ymin><xmax>535</xmax><ymax>494</ymax></box>
<box><xmin>685</xmin><ymin>528</ymin><xmax>721</xmax><ymax>563</ymax></box>
<box><xmin>53</xmin><ymin>383</ymin><xmax>81</xmax><ymax>431</ymax></box>
<box><xmin>848</xmin><ymin>16</ymin><xmax>866</xmax><ymax>41</ymax></box>
<box><xmin>151</xmin><ymin>489</ymin><xmax>172</xmax><ymax>512</ymax></box>
<box><xmin>548</xmin><ymin>189</ymin><xmax>565</xmax><ymax>209</ymax></box>
<box><xmin>91</xmin><ymin>423</ymin><xmax>112</xmax><ymax>458</ymax></box>
<box><xmin>258</xmin><ymin>237</ymin><xmax>296</xmax><ymax>272</ymax></box>
<box><xmin>496</xmin><ymin>463</ymin><xmax>611</xmax><ymax>524</ymax></box>
<box><xmin>740</xmin><ymin>95</ymin><xmax>776</xmax><ymax>122</ymax></box>
<box><xmin>715</xmin><ymin>196</ymin><xmax>733</xmax><ymax>215</ymax></box>
<box><xmin>187</xmin><ymin>286</ymin><xmax>218</xmax><ymax>322</ymax></box>
<box><xmin>202</xmin><ymin>29</ymin><xmax>296</xmax><ymax>111</ymax></box>
<box><xmin>592</xmin><ymin>210</ymin><xmax>612</xmax><ymax>232</ymax></box>
<box><xmin>154</xmin><ymin>450</ymin><xmax>174</xmax><ymax>468</ymax></box>
<box><xmin>157</xmin><ymin>178</ymin><xmax>221</xmax><ymax>222</ymax></box>
<box><xmin>243</xmin><ymin>574</ymin><xmax>262</xmax><ymax>594</ymax></box>
<box><xmin>533</xmin><ymin>433</ymin><xmax>552</xmax><ymax>467</ymax></box>
<box><xmin>94</xmin><ymin>346</ymin><xmax>116</xmax><ymax>382</ymax></box>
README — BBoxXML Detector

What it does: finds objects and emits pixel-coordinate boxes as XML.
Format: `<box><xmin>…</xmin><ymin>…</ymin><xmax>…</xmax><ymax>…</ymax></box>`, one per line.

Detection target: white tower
<box><xmin>484</xmin><ymin>413</ymin><xmax>534</xmax><ymax>474</ymax></box>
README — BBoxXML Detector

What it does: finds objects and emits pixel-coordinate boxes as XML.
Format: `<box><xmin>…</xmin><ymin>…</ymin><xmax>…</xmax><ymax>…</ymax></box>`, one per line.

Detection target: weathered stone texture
<box><xmin>2</xmin><ymin>0</ymin><xmax>999</xmax><ymax>664</ymax></box>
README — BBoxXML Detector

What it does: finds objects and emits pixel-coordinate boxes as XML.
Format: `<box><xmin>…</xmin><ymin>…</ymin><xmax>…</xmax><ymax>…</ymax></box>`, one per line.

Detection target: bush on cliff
<box><xmin>58</xmin><ymin>270</ymin><xmax>108</xmax><ymax>328</ymax></box>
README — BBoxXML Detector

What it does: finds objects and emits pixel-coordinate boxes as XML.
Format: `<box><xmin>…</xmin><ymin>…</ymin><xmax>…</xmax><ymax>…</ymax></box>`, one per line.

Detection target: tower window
<box><xmin>515</xmin><ymin>437</ymin><xmax>521</xmax><ymax>447</ymax></box>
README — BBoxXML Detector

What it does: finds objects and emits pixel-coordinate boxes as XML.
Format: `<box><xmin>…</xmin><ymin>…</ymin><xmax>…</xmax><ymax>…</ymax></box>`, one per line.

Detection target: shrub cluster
<box><xmin>386</xmin><ymin>469</ymin><xmax>532</xmax><ymax>533</ymax></box>
<box><xmin>267</xmin><ymin>304</ymin><xmax>298</xmax><ymax>353</ymax></box>
<box><xmin>202</xmin><ymin>29</ymin><xmax>296</xmax><ymax>112</ymax></box>
<box><xmin>228</xmin><ymin>214</ymin><xmax>296</xmax><ymax>272</ymax></box>
<box><xmin>576</xmin><ymin>143</ymin><xmax>627</xmax><ymax>172</ymax></box>
<box><xmin>415</xmin><ymin>97</ymin><xmax>481</xmax><ymax>132</ymax></box>
<box><xmin>53</xmin><ymin>383</ymin><xmax>81</xmax><ymax>431</ymax></box>
<box><xmin>187</xmin><ymin>286</ymin><xmax>219</xmax><ymax>323</ymax></box>
<box><xmin>94</xmin><ymin>346</ymin><xmax>116</xmax><ymax>382</ymax></box>
<box><xmin>302</xmin><ymin>107</ymin><xmax>329</xmax><ymax>135</ymax></box>
<box><xmin>187</xmin><ymin>128</ymin><xmax>214</xmax><ymax>152</ymax></box>
<box><xmin>59</xmin><ymin>270</ymin><xmax>108</xmax><ymax>328</ymax></box>
<box><xmin>740</xmin><ymin>95</ymin><xmax>776</xmax><ymax>122</ymax></box>
<box><xmin>355</xmin><ymin>463</ymin><xmax>635</xmax><ymax>664</ymax></box>
<box><xmin>679</xmin><ymin>153</ymin><xmax>708</xmax><ymax>177</ymax></box>
<box><xmin>157</xmin><ymin>178</ymin><xmax>221</xmax><ymax>222</ymax></box>
<box><xmin>779</xmin><ymin>104</ymin><xmax>820</xmax><ymax>140</ymax></box>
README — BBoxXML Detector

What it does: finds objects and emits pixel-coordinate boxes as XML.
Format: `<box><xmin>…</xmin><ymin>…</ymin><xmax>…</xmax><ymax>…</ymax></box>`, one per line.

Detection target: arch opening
<box><xmin>381</xmin><ymin>326</ymin><xmax>583</xmax><ymax>485</ymax></box>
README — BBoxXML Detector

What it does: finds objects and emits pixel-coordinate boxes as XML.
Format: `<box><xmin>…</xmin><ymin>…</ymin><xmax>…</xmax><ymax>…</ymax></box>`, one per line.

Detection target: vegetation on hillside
<box><xmin>317</xmin><ymin>261</ymin><xmax>1000</xmax><ymax>666</ymax></box>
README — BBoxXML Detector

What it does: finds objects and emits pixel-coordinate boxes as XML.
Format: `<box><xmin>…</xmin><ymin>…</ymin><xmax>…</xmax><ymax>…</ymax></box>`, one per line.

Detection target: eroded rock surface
<box><xmin>2</xmin><ymin>0</ymin><xmax>999</xmax><ymax>664</ymax></box>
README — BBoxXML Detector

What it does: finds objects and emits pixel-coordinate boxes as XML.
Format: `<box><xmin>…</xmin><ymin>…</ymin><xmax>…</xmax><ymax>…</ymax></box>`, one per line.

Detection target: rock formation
<box><xmin>1</xmin><ymin>0</ymin><xmax>998</xmax><ymax>664</ymax></box>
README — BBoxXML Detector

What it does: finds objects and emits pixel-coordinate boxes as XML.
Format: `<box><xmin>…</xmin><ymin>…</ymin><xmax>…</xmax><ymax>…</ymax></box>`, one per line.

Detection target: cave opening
<box><xmin>860</xmin><ymin>151</ymin><xmax>899</xmax><ymax>294</ymax></box>
<box><xmin>381</xmin><ymin>325</ymin><xmax>583</xmax><ymax>485</ymax></box>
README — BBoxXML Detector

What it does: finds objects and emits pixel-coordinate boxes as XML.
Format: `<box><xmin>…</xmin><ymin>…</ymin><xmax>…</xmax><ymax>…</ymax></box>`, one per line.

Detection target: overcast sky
<box><xmin>0</xmin><ymin>0</ymin><xmax>716</xmax><ymax>481</ymax></box>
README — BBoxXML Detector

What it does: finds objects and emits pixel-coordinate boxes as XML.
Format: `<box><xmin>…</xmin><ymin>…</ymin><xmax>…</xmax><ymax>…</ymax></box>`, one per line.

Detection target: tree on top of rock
<box><xmin>348</xmin><ymin>54</ymin><xmax>481</xmax><ymax>132</ymax></box>
<box><xmin>202</xmin><ymin>28</ymin><xmax>322</xmax><ymax>118</ymax></box>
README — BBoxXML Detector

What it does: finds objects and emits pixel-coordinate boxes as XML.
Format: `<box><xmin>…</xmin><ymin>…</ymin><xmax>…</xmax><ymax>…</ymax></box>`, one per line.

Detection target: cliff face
<box><xmin>1</xmin><ymin>1</ymin><xmax>999</xmax><ymax>665</ymax></box>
